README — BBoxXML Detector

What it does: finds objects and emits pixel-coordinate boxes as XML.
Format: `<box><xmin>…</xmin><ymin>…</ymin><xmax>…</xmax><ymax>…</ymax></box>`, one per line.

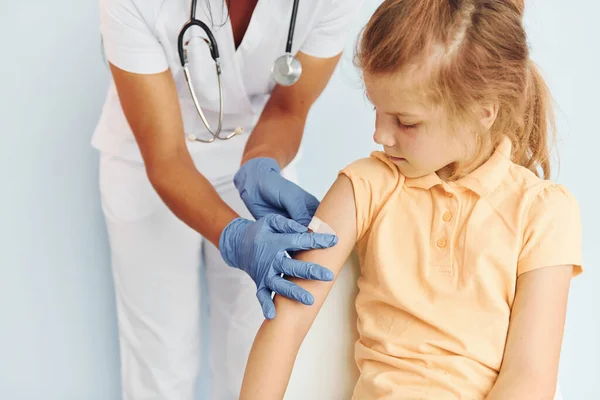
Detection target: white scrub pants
<box><xmin>99</xmin><ymin>153</ymin><xmax>277</xmax><ymax>400</ymax></box>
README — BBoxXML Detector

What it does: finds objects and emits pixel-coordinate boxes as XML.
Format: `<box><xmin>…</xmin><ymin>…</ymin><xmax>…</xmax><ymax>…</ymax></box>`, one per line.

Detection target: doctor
<box><xmin>95</xmin><ymin>0</ymin><xmax>361</xmax><ymax>399</ymax></box>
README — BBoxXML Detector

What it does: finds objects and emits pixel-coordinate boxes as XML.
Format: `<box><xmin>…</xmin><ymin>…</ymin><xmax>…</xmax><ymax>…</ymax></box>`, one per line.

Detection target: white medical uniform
<box><xmin>94</xmin><ymin>0</ymin><xmax>361</xmax><ymax>399</ymax></box>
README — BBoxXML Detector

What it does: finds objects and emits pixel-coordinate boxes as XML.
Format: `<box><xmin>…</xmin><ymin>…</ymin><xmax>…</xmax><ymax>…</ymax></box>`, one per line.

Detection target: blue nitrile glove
<box><xmin>234</xmin><ymin>157</ymin><xmax>320</xmax><ymax>226</ymax></box>
<box><xmin>219</xmin><ymin>214</ymin><xmax>338</xmax><ymax>319</ymax></box>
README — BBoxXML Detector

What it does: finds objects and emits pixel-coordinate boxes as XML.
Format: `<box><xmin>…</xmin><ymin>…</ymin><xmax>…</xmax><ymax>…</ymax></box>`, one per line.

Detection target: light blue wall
<box><xmin>0</xmin><ymin>2</ymin><xmax>120</xmax><ymax>399</ymax></box>
<box><xmin>0</xmin><ymin>1</ymin><xmax>597</xmax><ymax>399</ymax></box>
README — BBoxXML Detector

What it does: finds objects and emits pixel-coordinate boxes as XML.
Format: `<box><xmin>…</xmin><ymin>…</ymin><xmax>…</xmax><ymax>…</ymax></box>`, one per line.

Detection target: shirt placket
<box><xmin>431</xmin><ymin>185</ymin><xmax>460</xmax><ymax>276</ymax></box>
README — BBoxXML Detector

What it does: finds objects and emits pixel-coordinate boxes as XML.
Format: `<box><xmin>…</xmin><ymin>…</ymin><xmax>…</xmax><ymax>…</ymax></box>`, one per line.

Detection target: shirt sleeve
<box><xmin>99</xmin><ymin>0</ymin><xmax>168</xmax><ymax>74</ymax></box>
<box><xmin>518</xmin><ymin>184</ymin><xmax>583</xmax><ymax>277</ymax></box>
<box><xmin>299</xmin><ymin>0</ymin><xmax>363</xmax><ymax>58</ymax></box>
<box><xmin>338</xmin><ymin>152</ymin><xmax>401</xmax><ymax>242</ymax></box>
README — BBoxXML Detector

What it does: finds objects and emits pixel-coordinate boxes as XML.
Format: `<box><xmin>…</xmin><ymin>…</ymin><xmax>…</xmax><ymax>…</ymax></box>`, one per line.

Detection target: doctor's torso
<box><xmin>93</xmin><ymin>0</ymin><xmax>360</xmax><ymax>168</ymax></box>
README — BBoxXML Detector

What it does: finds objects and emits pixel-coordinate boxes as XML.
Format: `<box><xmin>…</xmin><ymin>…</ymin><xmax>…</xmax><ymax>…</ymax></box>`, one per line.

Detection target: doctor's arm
<box><xmin>235</xmin><ymin>0</ymin><xmax>362</xmax><ymax>225</ymax></box>
<box><xmin>234</xmin><ymin>52</ymin><xmax>344</xmax><ymax>226</ymax></box>
<box><xmin>109</xmin><ymin>64</ymin><xmax>236</xmax><ymax>247</ymax></box>
<box><xmin>242</xmin><ymin>51</ymin><xmax>341</xmax><ymax>168</ymax></box>
<box><xmin>99</xmin><ymin>0</ymin><xmax>239</xmax><ymax>246</ymax></box>
<box><xmin>241</xmin><ymin>0</ymin><xmax>362</xmax><ymax>167</ymax></box>
<box><xmin>239</xmin><ymin>174</ymin><xmax>358</xmax><ymax>400</ymax></box>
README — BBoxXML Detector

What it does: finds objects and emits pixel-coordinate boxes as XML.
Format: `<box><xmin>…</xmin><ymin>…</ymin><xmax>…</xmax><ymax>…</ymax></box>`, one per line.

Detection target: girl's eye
<box><xmin>397</xmin><ymin>118</ymin><xmax>418</xmax><ymax>130</ymax></box>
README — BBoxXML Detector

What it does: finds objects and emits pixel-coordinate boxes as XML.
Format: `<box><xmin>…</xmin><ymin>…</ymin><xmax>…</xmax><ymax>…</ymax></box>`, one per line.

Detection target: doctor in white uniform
<box><xmin>95</xmin><ymin>0</ymin><xmax>362</xmax><ymax>398</ymax></box>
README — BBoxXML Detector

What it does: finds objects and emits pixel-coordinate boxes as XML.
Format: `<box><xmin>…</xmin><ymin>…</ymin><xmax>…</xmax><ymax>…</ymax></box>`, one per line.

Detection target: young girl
<box><xmin>240</xmin><ymin>0</ymin><xmax>582</xmax><ymax>398</ymax></box>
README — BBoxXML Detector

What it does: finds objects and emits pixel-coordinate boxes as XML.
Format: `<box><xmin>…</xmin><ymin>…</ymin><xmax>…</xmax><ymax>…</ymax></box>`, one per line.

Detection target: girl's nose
<box><xmin>373</xmin><ymin>126</ymin><xmax>396</xmax><ymax>147</ymax></box>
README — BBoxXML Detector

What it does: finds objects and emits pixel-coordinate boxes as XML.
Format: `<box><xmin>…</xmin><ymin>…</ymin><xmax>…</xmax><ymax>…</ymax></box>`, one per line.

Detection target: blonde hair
<box><xmin>356</xmin><ymin>0</ymin><xmax>555</xmax><ymax>179</ymax></box>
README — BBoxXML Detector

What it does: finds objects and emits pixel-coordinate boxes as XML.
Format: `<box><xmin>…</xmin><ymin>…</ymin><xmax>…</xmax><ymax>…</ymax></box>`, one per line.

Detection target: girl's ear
<box><xmin>480</xmin><ymin>103</ymin><xmax>499</xmax><ymax>130</ymax></box>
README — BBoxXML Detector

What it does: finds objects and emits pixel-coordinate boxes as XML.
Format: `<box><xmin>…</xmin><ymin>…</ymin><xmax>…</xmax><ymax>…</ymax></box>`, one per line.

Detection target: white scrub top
<box><xmin>94</xmin><ymin>0</ymin><xmax>361</xmax><ymax>179</ymax></box>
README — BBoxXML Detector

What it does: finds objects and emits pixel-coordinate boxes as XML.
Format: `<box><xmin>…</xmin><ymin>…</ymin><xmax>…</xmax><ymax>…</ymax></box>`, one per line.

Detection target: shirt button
<box><xmin>437</xmin><ymin>239</ymin><xmax>447</xmax><ymax>248</ymax></box>
<box><xmin>442</xmin><ymin>211</ymin><xmax>452</xmax><ymax>222</ymax></box>
<box><xmin>445</xmin><ymin>192</ymin><xmax>453</xmax><ymax>198</ymax></box>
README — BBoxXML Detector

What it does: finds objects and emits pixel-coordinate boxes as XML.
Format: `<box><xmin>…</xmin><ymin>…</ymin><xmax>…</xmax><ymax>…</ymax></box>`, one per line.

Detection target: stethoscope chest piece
<box><xmin>272</xmin><ymin>53</ymin><xmax>302</xmax><ymax>86</ymax></box>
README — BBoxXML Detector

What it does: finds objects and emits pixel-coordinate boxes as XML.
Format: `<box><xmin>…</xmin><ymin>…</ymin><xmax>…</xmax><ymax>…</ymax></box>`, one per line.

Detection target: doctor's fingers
<box><xmin>278</xmin><ymin>180</ymin><xmax>320</xmax><ymax>227</ymax></box>
<box><xmin>276</xmin><ymin>231</ymin><xmax>338</xmax><ymax>252</ymax></box>
<box><xmin>267</xmin><ymin>275</ymin><xmax>314</xmax><ymax>306</ymax></box>
<box><xmin>304</xmin><ymin>196</ymin><xmax>320</xmax><ymax>221</ymax></box>
<box><xmin>276</xmin><ymin>257</ymin><xmax>334</xmax><ymax>282</ymax></box>
<box><xmin>256</xmin><ymin>288</ymin><xmax>276</xmax><ymax>320</ymax></box>
<box><xmin>265</xmin><ymin>213</ymin><xmax>307</xmax><ymax>234</ymax></box>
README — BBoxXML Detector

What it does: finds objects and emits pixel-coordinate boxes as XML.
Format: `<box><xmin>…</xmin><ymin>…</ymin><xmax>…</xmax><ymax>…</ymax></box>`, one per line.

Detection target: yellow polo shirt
<box><xmin>340</xmin><ymin>137</ymin><xmax>582</xmax><ymax>399</ymax></box>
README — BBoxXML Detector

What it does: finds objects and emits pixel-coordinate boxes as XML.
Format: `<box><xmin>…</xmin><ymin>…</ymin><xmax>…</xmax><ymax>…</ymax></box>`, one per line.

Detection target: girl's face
<box><xmin>364</xmin><ymin>71</ymin><xmax>477</xmax><ymax>180</ymax></box>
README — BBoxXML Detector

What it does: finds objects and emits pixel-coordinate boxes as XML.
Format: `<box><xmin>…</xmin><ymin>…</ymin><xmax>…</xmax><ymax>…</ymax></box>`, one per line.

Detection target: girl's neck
<box><xmin>437</xmin><ymin>140</ymin><xmax>496</xmax><ymax>182</ymax></box>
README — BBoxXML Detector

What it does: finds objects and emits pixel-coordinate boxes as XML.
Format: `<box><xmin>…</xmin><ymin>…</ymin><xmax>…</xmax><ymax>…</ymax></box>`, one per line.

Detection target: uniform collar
<box><xmin>403</xmin><ymin>136</ymin><xmax>513</xmax><ymax>197</ymax></box>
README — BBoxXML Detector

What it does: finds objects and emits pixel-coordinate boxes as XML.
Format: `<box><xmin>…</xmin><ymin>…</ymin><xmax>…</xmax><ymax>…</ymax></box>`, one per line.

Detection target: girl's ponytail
<box><xmin>513</xmin><ymin>61</ymin><xmax>555</xmax><ymax>179</ymax></box>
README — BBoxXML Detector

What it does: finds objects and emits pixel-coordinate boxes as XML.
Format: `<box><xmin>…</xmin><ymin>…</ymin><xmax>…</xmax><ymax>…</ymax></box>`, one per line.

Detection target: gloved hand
<box><xmin>234</xmin><ymin>157</ymin><xmax>320</xmax><ymax>226</ymax></box>
<box><xmin>219</xmin><ymin>214</ymin><xmax>337</xmax><ymax>319</ymax></box>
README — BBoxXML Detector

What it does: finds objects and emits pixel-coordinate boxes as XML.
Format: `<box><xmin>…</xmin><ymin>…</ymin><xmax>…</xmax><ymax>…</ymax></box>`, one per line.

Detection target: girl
<box><xmin>240</xmin><ymin>0</ymin><xmax>582</xmax><ymax>399</ymax></box>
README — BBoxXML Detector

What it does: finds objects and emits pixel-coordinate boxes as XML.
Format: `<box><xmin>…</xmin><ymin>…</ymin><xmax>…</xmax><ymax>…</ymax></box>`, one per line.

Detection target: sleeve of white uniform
<box><xmin>299</xmin><ymin>0</ymin><xmax>364</xmax><ymax>58</ymax></box>
<box><xmin>99</xmin><ymin>0</ymin><xmax>168</xmax><ymax>74</ymax></box>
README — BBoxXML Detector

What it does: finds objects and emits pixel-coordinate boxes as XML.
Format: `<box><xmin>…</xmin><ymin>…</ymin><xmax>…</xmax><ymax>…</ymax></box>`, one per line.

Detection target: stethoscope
<box><xmin>178</xmin><ymin>0</ymin><xmax>302</xmax><ymax>143</ymax></box>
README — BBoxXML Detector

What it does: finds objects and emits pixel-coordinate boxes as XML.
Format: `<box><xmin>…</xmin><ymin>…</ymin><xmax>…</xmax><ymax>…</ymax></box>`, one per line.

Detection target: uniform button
<box><xmin>437</xmin><ymin>239</ymin><xmax>447</xmax><ymax>248</ymax></box>
<box><xmin>443</xmin><ymin>211</ymin><xmax>452</xmax><ymax>222</ymax></box>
